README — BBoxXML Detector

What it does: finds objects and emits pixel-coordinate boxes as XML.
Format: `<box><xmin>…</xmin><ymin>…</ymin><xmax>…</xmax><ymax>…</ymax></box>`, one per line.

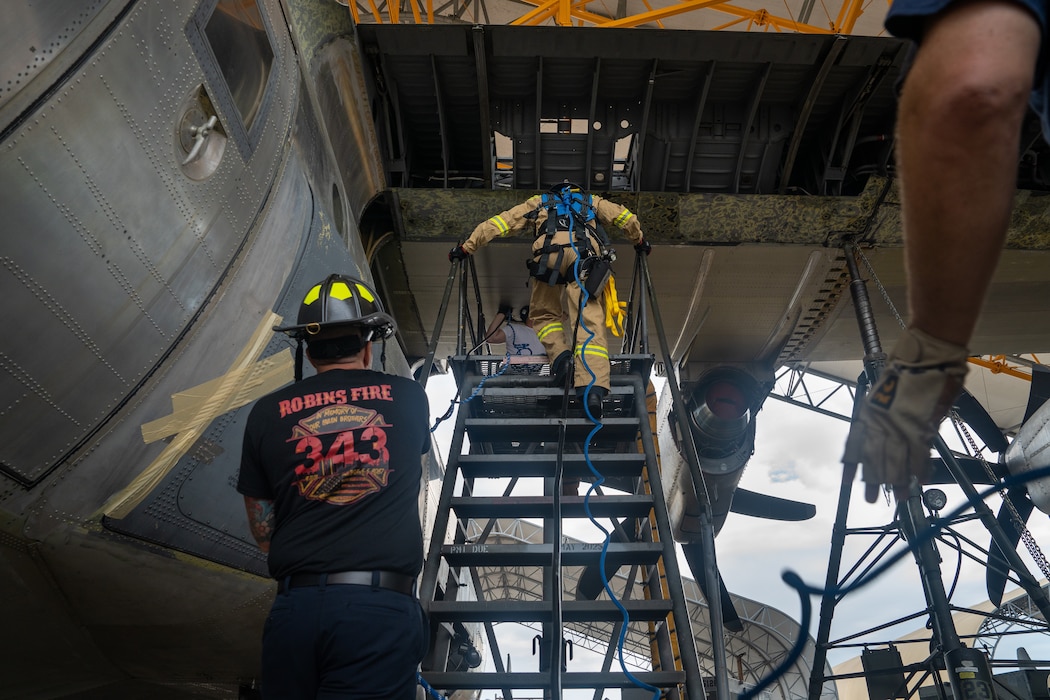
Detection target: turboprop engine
<box><xmin>1003</xmin><ymin>397</ymin><xmax>1050</xmax><ymax>515</ymax></box>
<box><xmin>658</xmin><ymin>366</ymin><xmax>764</xmax><ymax>540</ymax></box>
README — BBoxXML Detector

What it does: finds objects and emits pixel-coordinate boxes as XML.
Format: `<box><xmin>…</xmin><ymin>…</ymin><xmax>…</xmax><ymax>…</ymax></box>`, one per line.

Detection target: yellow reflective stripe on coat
<box><xmin>603</xmin><ymin>279</ymin><xmax>627</xmax><ymax>337</ymax></box>
<box><xmin>488</xmin><ymin>214</ymin><xmax>510</xmax><ymax>235</ymax></box>
<box><xmin>575</xmin><ymin>343</ymin><xmax>609</xmax><ymax>359</ymax></box>
<box><xmin>613</xmin><ymin>209</ymin><xmax>634</xmax><ymax>227</ymax></box>
<box><xmin>537</xmin><ymin>322</ymin><xmax>563</xmax><ymax>341</ymax></box>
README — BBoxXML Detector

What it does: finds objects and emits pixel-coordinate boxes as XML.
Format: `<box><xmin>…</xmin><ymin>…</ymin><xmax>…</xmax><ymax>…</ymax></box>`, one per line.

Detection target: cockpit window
<box><xmin>187</xmin><ymin>0</ymin><xmax>276</xmax><ymax>158</ymax></box>
<box><xmin>203</xmin><ymin>0</ymin><xmax>273</xmax><ymax>134</ymax></box>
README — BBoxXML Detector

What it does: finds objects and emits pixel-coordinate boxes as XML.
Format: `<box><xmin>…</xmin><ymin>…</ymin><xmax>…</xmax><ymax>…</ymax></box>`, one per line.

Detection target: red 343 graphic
<box><xmin>288</xmin><ymin>405</ymin><xmax>393</xmax><ymax>505</ymax></box>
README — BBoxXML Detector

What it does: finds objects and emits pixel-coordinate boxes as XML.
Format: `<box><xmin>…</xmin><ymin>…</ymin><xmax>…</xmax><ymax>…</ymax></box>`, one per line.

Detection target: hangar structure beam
<box><xmin>339</xmin><ymin>0</ymin><xmax>886</xmax><ymax>35</ymax></box>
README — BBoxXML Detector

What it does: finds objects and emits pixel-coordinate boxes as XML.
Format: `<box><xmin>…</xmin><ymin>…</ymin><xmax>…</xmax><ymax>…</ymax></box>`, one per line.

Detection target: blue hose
<box><xmin>567</xmin><ymin>231</ymin><xmax>660</xmax><ymax>698</ymax></box>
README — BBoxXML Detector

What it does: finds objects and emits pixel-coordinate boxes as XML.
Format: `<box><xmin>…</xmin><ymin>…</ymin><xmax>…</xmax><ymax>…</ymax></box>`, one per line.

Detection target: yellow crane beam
<box><xmin>343</xmin><ymin>0</ymin><xmax>888</xmax><ymax>34</ymax></box>
<box><xmin>969</xmin><ymin>355</ymin><xmax>1039</xmax><ymax>383</ymax></box>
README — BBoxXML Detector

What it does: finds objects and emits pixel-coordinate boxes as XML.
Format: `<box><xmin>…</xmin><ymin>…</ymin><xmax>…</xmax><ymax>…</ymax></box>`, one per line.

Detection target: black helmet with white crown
<box><xmin>274</xmin><ymin>274</ymin><xmax>395</xmax><ymax>341</ymax></box>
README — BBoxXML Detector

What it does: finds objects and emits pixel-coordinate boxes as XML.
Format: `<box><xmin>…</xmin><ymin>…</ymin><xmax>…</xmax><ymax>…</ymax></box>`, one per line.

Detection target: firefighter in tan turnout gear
<box><xmin>449</xmin><ymin>183</ymin><xmax>651</xmax><ymax>418</ymax></box>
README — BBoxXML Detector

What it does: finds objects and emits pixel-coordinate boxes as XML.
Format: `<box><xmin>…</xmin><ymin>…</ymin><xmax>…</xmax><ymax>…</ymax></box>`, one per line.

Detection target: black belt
<box><xmin>278</xmin><ymin>570</ymin><xmax>416</xmax><ymax>596</ymax></box>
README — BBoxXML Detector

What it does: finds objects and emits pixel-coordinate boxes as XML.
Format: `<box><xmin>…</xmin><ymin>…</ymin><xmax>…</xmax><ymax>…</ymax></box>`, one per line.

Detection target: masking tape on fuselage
<box><xmin>102</xmin><ymin>313</ymin><xmax>291</xmax><ymax>519</ymax></box>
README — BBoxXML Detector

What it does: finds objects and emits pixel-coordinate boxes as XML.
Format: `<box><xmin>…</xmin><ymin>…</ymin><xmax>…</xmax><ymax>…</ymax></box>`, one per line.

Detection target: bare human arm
<box><xmin>243</xmin><ymin>495</ymin><xmax>274</xmax><ymax>553</ymax></box>
<box><xmin>485</xmin><ymin>310</ymin><xmax>508</xmax><ymax>344</ymax></box>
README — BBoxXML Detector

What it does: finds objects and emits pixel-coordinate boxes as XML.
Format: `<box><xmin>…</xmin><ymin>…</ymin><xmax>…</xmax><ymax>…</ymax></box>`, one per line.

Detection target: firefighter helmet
<box><xmin>274</xmin><ymin>274</ymin><xmax>395</xmax><ymax>341</ymax></box>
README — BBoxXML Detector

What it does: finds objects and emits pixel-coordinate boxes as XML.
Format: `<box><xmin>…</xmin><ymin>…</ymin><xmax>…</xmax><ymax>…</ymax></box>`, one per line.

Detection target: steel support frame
<box><xmin>807</xmin><ymin>242</ymin><xmax>1050</xmax><ymax>700</ymax></box>
<box><xmin>352</xmin><ymin>0</ymin><xmax>865</xmax><ymax>32</ymax></box>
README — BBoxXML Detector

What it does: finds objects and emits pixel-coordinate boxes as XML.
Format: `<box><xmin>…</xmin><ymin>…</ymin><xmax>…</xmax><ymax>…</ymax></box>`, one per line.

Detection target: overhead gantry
<box><xmin>337</xmin><ymin>0</ymin><xmax>888</xmax><ymax>35</ymax></box>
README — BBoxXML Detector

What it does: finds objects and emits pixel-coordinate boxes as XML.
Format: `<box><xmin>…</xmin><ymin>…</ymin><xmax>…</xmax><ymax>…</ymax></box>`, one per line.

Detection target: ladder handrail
<box><xmin>634</xmin><ymin>253</ymin><xmax>732</xmax><ymax>700</ymax></box>
<box><xmin>417</xmin><ymin>259</ymin><xmax>460</xmax><ymax>390</ymax></box>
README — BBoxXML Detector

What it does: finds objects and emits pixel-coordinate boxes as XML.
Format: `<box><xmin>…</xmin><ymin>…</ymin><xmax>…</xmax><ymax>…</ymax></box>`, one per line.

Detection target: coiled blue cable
<box><xmin>417</xmin><ymin>672</ymin><xmax>445</xmax><ymax>699</ymax></box>
<box><xmin>568</xmin><ymin>229</ymin><xmax>660</xmax><ymax>699</ymax></box>
<box><xmin>430</xmin><ymin>349</ymin><xmax>511</xmax><ymax>433</ymax></box>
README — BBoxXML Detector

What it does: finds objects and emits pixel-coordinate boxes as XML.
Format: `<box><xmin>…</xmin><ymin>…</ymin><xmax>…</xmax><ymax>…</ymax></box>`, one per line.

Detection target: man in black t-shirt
<box><xmin>238</xmin><ymin>274</ymin><xmax>429</xmax><ymax>699</ymax></box>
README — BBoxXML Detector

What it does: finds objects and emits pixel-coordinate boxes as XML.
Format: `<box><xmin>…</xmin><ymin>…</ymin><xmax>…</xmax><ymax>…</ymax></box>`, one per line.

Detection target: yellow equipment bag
<box><xmin>603</xmin><ymin>277</ymin><xmax>627</xmax><ymax>337</ymax></box>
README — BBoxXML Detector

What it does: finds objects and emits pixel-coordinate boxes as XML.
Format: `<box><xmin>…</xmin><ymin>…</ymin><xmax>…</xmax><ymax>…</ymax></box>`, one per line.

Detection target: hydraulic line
<box><xmin>843</xmin><ymin>242</ymin><xmax>885</xmax><ymax>381</ymax></box>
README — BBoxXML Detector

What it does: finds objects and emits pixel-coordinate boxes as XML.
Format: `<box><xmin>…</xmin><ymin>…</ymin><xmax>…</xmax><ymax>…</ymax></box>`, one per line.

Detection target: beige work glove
<box><xmin>842</xmin><ymin>328</ymin><xmax>969</xmax><ymax>503</ymax></box>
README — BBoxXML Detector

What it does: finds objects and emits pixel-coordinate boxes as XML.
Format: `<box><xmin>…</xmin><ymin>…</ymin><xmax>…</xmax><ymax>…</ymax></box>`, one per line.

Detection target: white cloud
<box><xmin>768</xmin><ymin>464</ymin><xmax>800</xmax><ymax>483</ymax></box>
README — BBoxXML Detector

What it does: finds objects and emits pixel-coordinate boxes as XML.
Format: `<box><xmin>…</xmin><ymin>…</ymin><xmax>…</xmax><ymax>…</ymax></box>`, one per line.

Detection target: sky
<box><xmin>424</xmin><ymin>369</ymin><xmax>1050</xmax><ymax>700</ymax></box>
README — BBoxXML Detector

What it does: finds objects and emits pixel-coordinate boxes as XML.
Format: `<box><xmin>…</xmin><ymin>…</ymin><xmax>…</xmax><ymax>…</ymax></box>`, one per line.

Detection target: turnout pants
<box><xmin>529</xmin><ymin>230</ymin><xmax>611</xmax><ymax>391</ymax></box>
<box><xmin>261</xmin><ymin>584</ymin><xmax>427</xmax><ymax>699</ymax></box>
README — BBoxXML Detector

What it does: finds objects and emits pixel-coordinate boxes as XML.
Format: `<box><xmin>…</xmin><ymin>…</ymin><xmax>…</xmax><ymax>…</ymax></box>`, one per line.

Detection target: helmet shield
<box><xmin>274</xmin><ymin>274</ymin><xmax>396</xmax><ymax>340</ymax></box>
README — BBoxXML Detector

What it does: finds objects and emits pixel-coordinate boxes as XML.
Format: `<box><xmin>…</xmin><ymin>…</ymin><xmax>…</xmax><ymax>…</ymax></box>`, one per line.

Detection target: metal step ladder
<box><xmin>418</xmin><ymin>353</ymin><xmax>705</xmax><ymax>699</ymax></box>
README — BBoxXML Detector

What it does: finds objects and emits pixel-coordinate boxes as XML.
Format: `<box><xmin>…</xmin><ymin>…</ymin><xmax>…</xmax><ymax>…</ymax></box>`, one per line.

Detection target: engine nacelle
<box><xmin>1004</xmin><ymin>398</ymin><xmax>1050</xmax><ymax>515</ymax></box>
<box><xmin>658</xmin><ymin>367</ymin><xmax>763</xmax><ymax>541</ymax></box>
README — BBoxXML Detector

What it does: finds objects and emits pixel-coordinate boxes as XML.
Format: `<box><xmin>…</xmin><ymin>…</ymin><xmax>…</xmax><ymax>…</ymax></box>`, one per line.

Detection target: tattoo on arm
<box><xmin>244</xmin><ymin>496</ymin><xmax>275</xmax><ymax>553</ymax></box>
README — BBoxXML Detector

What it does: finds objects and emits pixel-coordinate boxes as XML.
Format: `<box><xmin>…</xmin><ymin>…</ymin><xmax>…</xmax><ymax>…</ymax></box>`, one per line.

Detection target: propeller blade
<box><xmin>1005</xmin><ymin>391</ymin><xmax>1050</xmax><ymax>515</ymax></box>
<box><xmin>1023</xmin><ymin>365</ymin><xmax>1050</xmax><ymax>423</ymax></box>
<box><xmin>682</xmin><ymin>541</ymin><xmax>743</xmax><ymax>632</ymax></box>
<box><xmin>730</xmin><ymin>488</ymin><xmax>815</xmax><ymax>521</ymax></box>
<box><xmin>927</xmin><ymin>456</ymin><xmax>1003</xmax><ymax>486</ymax></box>
<box><xmin>953</xmin><ymin>389</ymin><xmax>1008</xmax><ymax>454</ymax></box>
<box><xmin>986</xmin><ymin>487</ymin><xmax>1035</xmax><ymax>607</ymax></box>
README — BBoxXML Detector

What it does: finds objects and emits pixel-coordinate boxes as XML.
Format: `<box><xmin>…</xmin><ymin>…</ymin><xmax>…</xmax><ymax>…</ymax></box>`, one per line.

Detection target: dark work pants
<box><xmin>261</xmin><ymin>584</ymin><xmax>428</xmax><ymax>699</ymax></box>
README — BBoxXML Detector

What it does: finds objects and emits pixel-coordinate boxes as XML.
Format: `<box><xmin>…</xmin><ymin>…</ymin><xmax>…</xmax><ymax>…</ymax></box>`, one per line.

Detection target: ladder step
<box><xmin>441</xmin><ymin>542</ymin><xmax>663</xmax><ymax>567</ymax></box>
<box><xmin>468</xmin><ymin>385</ymin><xmax>635</xmax><ymax>399</ymax></box>
<box><xmin>465</xmin><ymin>417</ymin><xmax>639</xmax><ymax>443</ymax></box>
<box><xmin>452</xmin><ymin>354</ymin><xmax>655</xmax><ymax>384</ymax></box>
<box><xmin>428</xmin><ymin>598</ymin><xmax>674</xmax><ymax>623</ymax></box>
<box><xmin>458</xmin><ymin>452</ymin><xmax>646</xmax><ymax>479</ymax></box>
<box><xmin>421</xmin><ymin>671</ymin><xmax>685</xmax><ymax>690</ymax></box>
<box><xmin>451</xmin><ymin>495</ymin><xmax>653</xmax><ymax>519</ymax></box>
<box><xmin>465</xmin><ymin>385</ymin><xmax>637</xmax><ymax>420</ymax></box>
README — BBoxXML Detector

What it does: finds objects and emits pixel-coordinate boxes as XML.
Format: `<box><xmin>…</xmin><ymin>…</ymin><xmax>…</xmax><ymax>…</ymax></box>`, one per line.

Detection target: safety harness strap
<box><xmin>528</xmin><ymin>190</ymin><xmax>609</xmax><ymax>287</ymax></box>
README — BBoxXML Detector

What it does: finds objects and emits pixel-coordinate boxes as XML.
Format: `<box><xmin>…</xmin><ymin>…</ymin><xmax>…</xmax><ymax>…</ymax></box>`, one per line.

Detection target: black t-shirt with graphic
<box><xmin>237</xmin><ymin>369</ymin><xmax>429</xmax><ymax>580</ymax></box>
